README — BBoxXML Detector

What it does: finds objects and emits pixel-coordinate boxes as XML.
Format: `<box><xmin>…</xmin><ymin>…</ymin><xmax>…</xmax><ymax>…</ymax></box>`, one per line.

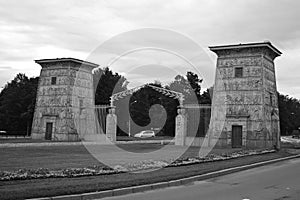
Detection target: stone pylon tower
<box><xmin>31</xmin><ymin>58</ymin><xmax>98</xmax><ymax>141</ymax></box>
<box><xmin>209</xmin><ymin>42</ymin><xmax>281</xmax><ymax>148</ymax></box>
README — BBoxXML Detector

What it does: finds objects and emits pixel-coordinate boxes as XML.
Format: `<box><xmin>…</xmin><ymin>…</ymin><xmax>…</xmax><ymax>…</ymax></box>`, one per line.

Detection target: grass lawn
<box><xmin>0</xmin><ymin>149</ymin><xmax>294</xmax><ymax>200</ymax></box>
<box><xmin>0</xmin><ymin>138</ymin><xmax>44</xmax><ymax>143</ymax></box>
<box><xmin>0</xmin><ymin>144</ymin><xmax>246</xmax><ymax>171</ymax></box>
<box><xmin>0</xmin><ymin>145</ymin><xmax>102</xmax><ymax>171</ymax></box>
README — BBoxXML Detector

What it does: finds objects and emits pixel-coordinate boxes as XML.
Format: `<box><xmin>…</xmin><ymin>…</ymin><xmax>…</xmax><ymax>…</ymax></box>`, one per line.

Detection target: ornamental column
<box><xmin>175</xmin><ymin>107</ymin><xmax>187</xmax><ymax>145</ymax></box>
<box><xmin>106</xmin><ymin>107</ymin><xmax>117</xmax><ymax>142</ymax></box>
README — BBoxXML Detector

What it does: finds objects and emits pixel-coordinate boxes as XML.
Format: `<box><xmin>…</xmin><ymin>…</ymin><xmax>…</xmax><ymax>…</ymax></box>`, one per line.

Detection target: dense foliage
<box><xmin>121</xmin><ymin>82</ymin><xmax>179</xmax><ymax>136</ymax></box>
<box><xmin>116</xmin><ymin>72</ymin><xmax>210</xmax><ymax>136</ymax></box>
<box><xmin>0</xmin><ymin>74</ymin><xmax>39</xmax><ymax>135</ymax></box>
<box><xmin>278</xmin><ymin>93</ymin><xmax>300</xmax><ymax>135</ymax></box>
<box><xmin>94</xmin><ymin>67</ymin><xmax>128</xmax><ymax>105</ymax></box>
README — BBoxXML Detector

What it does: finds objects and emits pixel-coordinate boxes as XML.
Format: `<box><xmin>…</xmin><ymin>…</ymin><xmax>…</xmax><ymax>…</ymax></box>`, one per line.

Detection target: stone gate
<box><xmin>31</xmin><ymin>41</ymin><xmax>282</xmax><ymax>149</ymax></box>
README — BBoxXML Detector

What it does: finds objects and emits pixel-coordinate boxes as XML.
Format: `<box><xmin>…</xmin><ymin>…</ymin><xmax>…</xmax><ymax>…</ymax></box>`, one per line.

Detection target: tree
<box><xmin>186</xmin><ymin>71</ymin><xmax>202</xmax><ymax>98</ymax></box>
<box><xmin>199</xmin><ymin>87</ymin><xmax>213</xmax><ymax>104</ymax></box>
<box><xmin>94</xmin><ymin>67</ymin><xmax>128</xmax><ymax>105</ymax></box>
<box><xmin>116</xmin><ymin>82</ymin><xmax>178</xmax><ymax>136</ymax></box>
<box><xmin>168</xmin><ymin>71</ymin><xmax>203</xmax><ymax>104</ymax></box>
<box><xmin>278</xmin><ymin>92</ymin><xmax>300</xmax><ymax>135</ymax></box>
<box><xmin>0</xmin><ymin>73</ymin><xmax>39</xmax><ymax>135</ymax></box>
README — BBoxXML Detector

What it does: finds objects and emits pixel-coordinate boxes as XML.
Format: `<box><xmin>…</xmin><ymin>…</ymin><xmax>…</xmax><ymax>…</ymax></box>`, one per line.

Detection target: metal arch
<box><xmin>110</xmin><ymin>83</ymin><xmax>184</xmax><ymax>107</ymax></box>
<box><xmin>146</xmin><ymin>84</ymin><xmax>184</xmax><ymax>106</ymax></box>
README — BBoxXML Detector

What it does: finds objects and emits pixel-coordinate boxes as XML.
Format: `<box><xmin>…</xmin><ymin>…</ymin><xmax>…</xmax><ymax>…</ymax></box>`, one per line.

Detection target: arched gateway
<box><xmin>31</xmin><ymin>41</ymin><xmax>281</xmax><ymax>149</ymax></box>
<box><xmin>105</xmin><ymin>83</ymin><xmax>185</xmax><ymax>143</ymax></box>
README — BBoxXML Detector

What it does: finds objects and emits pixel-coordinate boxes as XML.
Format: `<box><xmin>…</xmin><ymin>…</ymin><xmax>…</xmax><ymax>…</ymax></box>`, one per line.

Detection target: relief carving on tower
<box><xmin>265</xmin><ymin>80</ymin><xmax>276</xmax><ymax>92</ymax></box>
<box><xmin>217</xmin><ymin>78</ymin><xmax>262</xmax><ymax>91</ymax></box>
<box><xmin>264</xmin><ymin>69</ymin><xmax>275</xmax><ymax>82</ymax></box>
<box><xmin>263</xmin><ymin>59</ymin><xmax>274</xmax><ymax>71</ymax></box>
<box><xmin>225</xmin><ymin>93</ymin><xmax>262</xmax><ymax>105</ymax></box>
<box><xmin>218</xmin><ymin>57</ymin><xmax>262</xmax><ymax>67</ymax></box>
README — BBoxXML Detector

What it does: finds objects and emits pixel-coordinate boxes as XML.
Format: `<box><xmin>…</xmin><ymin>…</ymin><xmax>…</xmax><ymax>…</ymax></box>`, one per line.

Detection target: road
<box><xmin>101</xmin><ymin>158</ymin><xmax>300</xmax><ymax>200</ymax></box>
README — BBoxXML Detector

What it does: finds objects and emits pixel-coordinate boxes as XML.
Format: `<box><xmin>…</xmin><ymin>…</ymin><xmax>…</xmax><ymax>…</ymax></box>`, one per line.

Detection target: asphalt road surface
<box><xmin>101</xmin><ymin>158</ymin><xmax>300</xmax><ymax>200</ymax></box>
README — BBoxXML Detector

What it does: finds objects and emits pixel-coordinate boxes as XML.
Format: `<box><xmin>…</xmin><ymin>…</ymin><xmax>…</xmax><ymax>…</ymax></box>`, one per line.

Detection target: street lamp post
<box><xmin>128</xmin><ymin>118</ymin><xmax>131</xmax><ymax>137</ymax></box>
<box><xmin>290</xmin><ymin>112</ymin><xmax>295</xmax><ymax>135</ymax></box>
<box><xmin>128</xmin><ymin>100</ymin><xmax>138</xmax><ymax>137</ymax></box>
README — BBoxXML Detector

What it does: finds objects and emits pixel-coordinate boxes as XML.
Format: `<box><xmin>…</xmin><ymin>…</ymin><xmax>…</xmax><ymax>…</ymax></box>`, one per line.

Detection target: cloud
<box><xmin>0</xmin><ymin>67</ymin><xmax>21</xmax><ymax>90</ymax></box>
<box><xmin>0</xmin><ymin>66</ymin><xmax>12</xmax><ymax>71</ymax></box>
<box><xmin>0</xmin><ymin>0</ymin><xmax>300</xmax><ymax>98</ymax></box>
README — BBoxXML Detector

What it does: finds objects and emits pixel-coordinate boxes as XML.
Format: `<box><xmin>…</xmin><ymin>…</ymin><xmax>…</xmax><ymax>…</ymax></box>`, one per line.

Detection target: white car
<box><xmin>134</xmin><ymin>130</ymin><xmax>155</xmax><ymax>138</ymax></box>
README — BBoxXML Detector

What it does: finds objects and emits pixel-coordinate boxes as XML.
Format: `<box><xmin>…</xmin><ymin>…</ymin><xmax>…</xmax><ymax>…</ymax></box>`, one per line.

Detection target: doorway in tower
<box><xmin>231</xmin><ymin>125</ymin><xmax>242</xmax><ymax>148</ymax></box>
<box><xmin>45</xmin><ymin>122</ymin><xmax>53</xmax><ymax>140</ymax></box>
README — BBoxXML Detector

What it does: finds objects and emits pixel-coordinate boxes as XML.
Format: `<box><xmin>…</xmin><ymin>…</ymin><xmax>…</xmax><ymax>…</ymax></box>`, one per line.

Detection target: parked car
<box><xmin>134</xmin><ymin>130</ymin><xmax>155</xmax><ymax>138</ymax></box>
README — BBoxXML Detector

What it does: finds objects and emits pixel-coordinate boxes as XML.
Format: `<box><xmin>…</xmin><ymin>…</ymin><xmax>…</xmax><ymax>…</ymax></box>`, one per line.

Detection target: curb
<box><xmin>0</xmin><ymin>140</ymin><xmax>173</xmax><ymax>148</ymax></box>
<box><xmin>28</xmin><ymin>154</ymin><xmax>300</xmax><ymax>200</ymax></box>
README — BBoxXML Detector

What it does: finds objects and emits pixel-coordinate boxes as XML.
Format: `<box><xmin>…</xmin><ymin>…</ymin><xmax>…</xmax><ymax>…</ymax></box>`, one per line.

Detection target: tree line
<box><xmin>0</xmin><ymin>69</ymin><xmax>299</xmax><ymax>136</ymax></box>
<box><xmin>94</xmin><ymin>69</ymin><xmax>210</xmax><ymax>136</ymax></box>
<box><xmin>0</xmin><ymin>74</ymin><xmax>39</xmax><ymax>135</ymax></box>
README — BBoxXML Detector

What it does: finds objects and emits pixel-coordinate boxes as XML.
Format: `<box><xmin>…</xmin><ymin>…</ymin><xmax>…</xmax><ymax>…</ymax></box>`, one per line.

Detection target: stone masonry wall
<box><xmin>209</xmin><ymin>44</ymin><xmax>281</xmax><ymax>149</ymax></box>
<box><xmin>31</xmin><ymin>59</ymin><xmax>97</xmax><ymax>141</ymax></box>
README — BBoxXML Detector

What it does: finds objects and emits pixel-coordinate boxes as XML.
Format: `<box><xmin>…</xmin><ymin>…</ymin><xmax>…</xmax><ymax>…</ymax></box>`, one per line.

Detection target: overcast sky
<box><xmin>1</xmin><ymin>0</ymin><xmax>300</xmax><ymax>98</ymax></box>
